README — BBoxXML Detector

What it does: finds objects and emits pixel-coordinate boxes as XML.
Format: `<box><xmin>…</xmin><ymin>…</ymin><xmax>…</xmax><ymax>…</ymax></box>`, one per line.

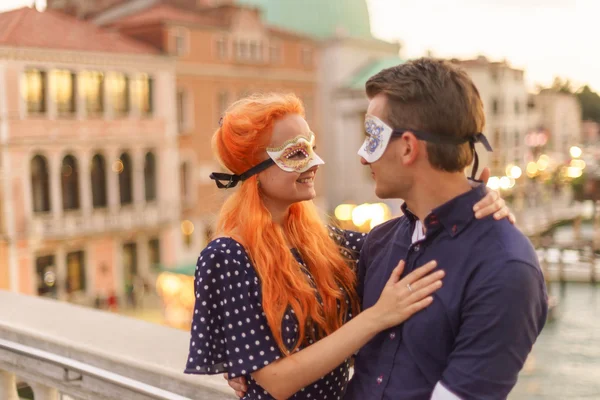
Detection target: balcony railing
<box><xmin>0</xmin><ymin>290</ymin><xmax>234</xmax><ymax>399</ymax></box>
<box><xmin>28</xmin><ymin>204</ymin><xmax>179</xmax><ymax>239</ymax></box>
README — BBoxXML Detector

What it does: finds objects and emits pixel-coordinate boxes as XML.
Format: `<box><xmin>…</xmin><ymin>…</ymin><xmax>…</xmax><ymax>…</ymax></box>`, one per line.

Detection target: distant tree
<box><xmin>576</xmin><ymin>85</ymin><xmax>600</xmax><ymax>123</ymax></box>
<box><xmin>551</xmin><ymin>77</ymin><xmax>574</xmax><ymax>94</ymax></box>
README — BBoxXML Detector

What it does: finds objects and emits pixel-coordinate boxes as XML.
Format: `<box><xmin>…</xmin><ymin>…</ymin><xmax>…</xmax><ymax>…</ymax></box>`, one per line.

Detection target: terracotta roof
<box><xmin>267</xmin><ymin>26</ymin><xmax>314</xmax><ymax>41</ymax></box>
<box><xmin>111</xmin><ymin>3</ymin><xmax>225</xmax><ymax>28</ymax></box>
<box><xmin>0</xmin><ymin>7</ymin><xmax>159</xmax><ymax>54</ymax></box>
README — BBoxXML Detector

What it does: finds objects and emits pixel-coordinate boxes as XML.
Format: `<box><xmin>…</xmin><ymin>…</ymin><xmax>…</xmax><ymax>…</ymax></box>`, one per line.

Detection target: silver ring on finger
<box><xmin>406</xmin><ymin>283</ymin><xmax>413</xmax><ymax>293</ymax></box>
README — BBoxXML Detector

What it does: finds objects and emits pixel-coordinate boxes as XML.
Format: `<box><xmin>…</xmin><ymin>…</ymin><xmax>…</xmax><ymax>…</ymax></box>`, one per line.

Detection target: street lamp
<box><xmin>334</xmin><ymin>204</ymin><xmax>354</xmax><ymax>221</ymax></box>
<box><xmin>487</xmin><ymin>176</ymin><xmax>500</xmax><ymax>190</ymax></box>
<box><xmin>499</xmin><ymin>176</ymin><xmax>511</xmax><ymax>190</ymax></box>
<box><xmin>536</xmin><ymin>154</ymin><xmax>549</xmax><ymax>171</ymax></box>
<box><xmin>570</xmin><ymin>146</ymin><xmax>582</xmax><ymax>159</ymax></box>
<box><xmin>526</xmin><ymin>162</ymin><xmax>539</xmax><ymax>178</ymax></box>
<box><xmin>509</xmin><ymin>166</ymin><xmax>522</xmax><ymax>179</ymax></box>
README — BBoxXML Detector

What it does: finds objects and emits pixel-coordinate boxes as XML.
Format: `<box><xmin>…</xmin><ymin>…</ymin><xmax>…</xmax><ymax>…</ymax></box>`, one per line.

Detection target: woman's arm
<box><xmin>251</xmin><ymin>260</ymin><xmax>444</xmax><ymax>400</ymax></box>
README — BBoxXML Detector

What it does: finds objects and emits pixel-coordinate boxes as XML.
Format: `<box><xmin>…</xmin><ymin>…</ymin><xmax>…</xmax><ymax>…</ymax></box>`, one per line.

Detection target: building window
<box><xmin>177</xmin><ymin>89</ymin><xmax>192</xmax><ymax>133</ymax></box>
<box><xmin>107</xmin><ymin>72</ymin><xmax>129</xmax><ymax>116</ymax></box>
<box><xmin>514</xmin><ymin>100</ymin><xmax>520</xmax><ymax>115</ymax></box>
<box><xmin>217</xmin><ymin>90</ymin><xmax>229</xmax><ymax>124</ymax></box>
<box><xmin>300</xmin><ymin>47</ymin><xmax>313</xmax><ymax>67</ymax></box>
<box><xmin>172</xmin><ymin>28</ymin><xmax>189</xmax><ymax>56</ymax></box>
<box><xmin>118</xmin><ymin>152</ymin><xmax>133</xmax><ymax>205</ymax></box>
<box><xmin>31</xmin><ymin>155</ymin><xmax>51</xmax><ymax>213</ymax></box>
<box><xmin>269</xmin><ymin>44</ymin><xmax>281</xmax><ymax>63</ymax></box>
<box><xmin>80</xmin><ymin>71</ymin><xmax>104</xmax><ymax>115</ymax></box>
<box><xmin>149</xmin><ymin>238</ymin><xmax>160</xmax><ymax>271</ymax></box>
<box><xmin>177</xmin><ymin>89</ymin><xmax>185</xmax><ymax>132</ymax></box>
<box><xmin>493</xmin><ymin>129</ymin><xmax>501</xmax><ymax>149</ymax></box>
<box><xmin>234</xmin><ymin>39</ymin><xmax>250</xmax><ymax>60</ymax></box>
<box><xmin>131</xmin><ymin>74</ymin><xmax>153</xmax><ymax>116</ymax></box>
<box><xmin>514</xmin><ymin>131</ymin><xmax>521</xmax><ymax>148</ymax></box>
<box><xmin>91</xmin><ymin>153</ymin><xmax>107</xmax><ymax>208</ymax></box>
<box><xmin>66</xmin><ymin>250</ymin><xmax>86</xmax><ymax>294</ymax></box>
<box><xmin>492</xmin><ymin>98</ymin><xmax>499</xmax><ymax>115</ymax></box>
<box><xmin>144</xmin><ymin>151</ymin><xmax>157</xmax><ymax>202</ymax></box>
<box><xmin>50</xmin><ymin>70</ymin><xmax>76</xmax><ymax>115</ymax></box>
<box><xmin>22</xmin><ymin>69</ymin><xmax>46</xmax><ymax>114</ymax></box>
<box><xmin>61</xmin><ymin>155</ymin><xmax>80</xmax><ymax>211</ymax></box>
<box><xmin>122</xmin><ymin>242</ymin><xmax>138</xmax><ymax>298</ymax></box>
<box><xmin>249</xmin><ymin>41</ymin><xmax>263</xmax><ymax>61</ymax></box>
<box><xmin>36</xmin><ymin>255</ymin><xmax>57</xmax><ymax>298</ymax></box>
<box><xmin>215</xmin><ymin>37</ymin><xmax>227</xmax><ymax>59</ymax></box>
<box><xmin>180</xmin><ymin>161</ymin><xmax>189</xmax><ymax>203</ymax></box>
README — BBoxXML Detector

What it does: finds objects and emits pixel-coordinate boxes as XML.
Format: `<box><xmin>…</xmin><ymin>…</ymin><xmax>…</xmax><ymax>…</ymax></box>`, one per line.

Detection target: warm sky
<box><xmin>2</xmin><ymin>0</ymin><xmax>598</xmax><ymax>92</ymax></box>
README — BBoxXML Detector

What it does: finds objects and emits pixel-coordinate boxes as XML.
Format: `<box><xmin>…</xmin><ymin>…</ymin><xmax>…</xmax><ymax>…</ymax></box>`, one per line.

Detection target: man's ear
<box><xmin>401</xmin><ymin>132</ymin><xmax>421</xmax><ymax>165</ymax></box>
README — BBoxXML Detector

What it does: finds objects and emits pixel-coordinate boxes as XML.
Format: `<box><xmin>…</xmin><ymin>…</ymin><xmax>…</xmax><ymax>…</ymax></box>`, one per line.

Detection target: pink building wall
<box><xmin>0</xmin><ymin>49</ymin><xmax>180</xmax><ymax>304</ymax></box>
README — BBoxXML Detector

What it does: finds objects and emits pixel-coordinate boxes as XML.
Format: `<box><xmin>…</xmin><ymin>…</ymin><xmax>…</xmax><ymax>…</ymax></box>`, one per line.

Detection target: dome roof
<box><xmin>236</xmin><ymin>0</ymin><xmax>373</xmax><ymax>40</ymax></box>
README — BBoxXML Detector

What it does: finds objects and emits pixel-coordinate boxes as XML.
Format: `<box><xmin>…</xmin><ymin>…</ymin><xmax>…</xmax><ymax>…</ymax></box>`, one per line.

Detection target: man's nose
<box><xmin>360</xmin><ymin>156</ymin><xmax>369</xmax><ymax>165</ymax></box>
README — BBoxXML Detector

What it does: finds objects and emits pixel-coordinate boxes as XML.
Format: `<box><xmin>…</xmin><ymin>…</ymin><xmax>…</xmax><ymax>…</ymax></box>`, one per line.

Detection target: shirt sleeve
<box><xmin>184</xmin><ymin>241</ymin><xmax>283</xmax><ymax>378</ymax></box>
<box><xmin>327</xmin><ymin>226</ymin><xmax>367</xmax><ymax>262</ymax></box>
<box><xmin>439</xmin><ymin>260</ymin><xmax>548</xmax><ymax>399</ymax></box>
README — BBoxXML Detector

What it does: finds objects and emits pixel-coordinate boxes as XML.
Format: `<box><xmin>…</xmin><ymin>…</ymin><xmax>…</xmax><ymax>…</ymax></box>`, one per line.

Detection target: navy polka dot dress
<box><xmin>184</xmin><ymin>227</ymin><xmax>366</xmax><ymax>399</ymax></box>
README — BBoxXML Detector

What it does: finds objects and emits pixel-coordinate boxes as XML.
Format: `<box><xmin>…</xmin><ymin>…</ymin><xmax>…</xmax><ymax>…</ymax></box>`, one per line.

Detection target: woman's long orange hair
<box><xmin>212</xmin><ymin>93</ymin><xmax>360</xmax><ymax>355</ymax></box>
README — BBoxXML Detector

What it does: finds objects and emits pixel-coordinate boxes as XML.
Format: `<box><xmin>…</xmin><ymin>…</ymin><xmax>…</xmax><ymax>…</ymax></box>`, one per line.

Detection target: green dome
<box><xmin>236</xmin><ymin>0</ymin><xmax>373</xmax><ymax>40</ymax></box>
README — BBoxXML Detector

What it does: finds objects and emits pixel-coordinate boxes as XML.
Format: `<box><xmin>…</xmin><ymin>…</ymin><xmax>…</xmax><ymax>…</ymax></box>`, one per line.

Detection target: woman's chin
<box><xmin>295</xmin><ymin>188</ymin><xmax>317</xmax><ymax>202</ymax></box>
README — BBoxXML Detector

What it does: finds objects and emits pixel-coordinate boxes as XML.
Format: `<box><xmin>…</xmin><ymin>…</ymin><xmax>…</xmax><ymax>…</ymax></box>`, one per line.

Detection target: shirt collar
<box><xmin>400</xmin><ymin>185</ymin><xmax>487</xmax><ymax>238</ymax></box>
<box><xmin>429</xmin><ymin>184</ymin><xmax>487</xmax><ymax>237</ymax></box>
<box><xmin>400</xmin><ymin>202</ymin><xmax>418</xmax><ymax>222</ymax></box>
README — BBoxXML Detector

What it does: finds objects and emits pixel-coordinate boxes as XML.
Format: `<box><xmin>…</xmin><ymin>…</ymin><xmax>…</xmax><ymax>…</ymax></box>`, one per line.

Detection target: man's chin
<box><xmin>374</xmin><ymin>185</ymin><xmax>390</xmax><ymax>199</ymax></box>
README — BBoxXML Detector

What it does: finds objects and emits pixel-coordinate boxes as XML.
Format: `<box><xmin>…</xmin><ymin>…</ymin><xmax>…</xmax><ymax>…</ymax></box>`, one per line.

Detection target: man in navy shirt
<box><xmin>345</xmin><ymin>58</ymin><xmax>547</xmax><ymax>399</ymax></box>
<box><xmin>227</xmin><ymin>58</ymin><xmax>547</xmax><ymax>399</ymax></box>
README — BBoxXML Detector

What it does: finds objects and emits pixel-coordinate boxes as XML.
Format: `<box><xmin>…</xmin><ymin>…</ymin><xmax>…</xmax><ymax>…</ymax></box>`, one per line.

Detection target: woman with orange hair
<box><xmin>184</xmin><ymin>93</ymin><xmax>509</xmax><ymax>399</ymax></box>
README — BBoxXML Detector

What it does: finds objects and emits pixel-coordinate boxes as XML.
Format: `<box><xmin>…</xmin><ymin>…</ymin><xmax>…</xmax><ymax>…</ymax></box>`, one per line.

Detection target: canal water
<box><xmin>510</xmin><ymin>282</ymin><xmax>600</xmax><ymax>399</ymax></box>
<box><xmin>511</xmin><ymin>222</ymin><xmax>600</xmax><ymax>399</ymax></box>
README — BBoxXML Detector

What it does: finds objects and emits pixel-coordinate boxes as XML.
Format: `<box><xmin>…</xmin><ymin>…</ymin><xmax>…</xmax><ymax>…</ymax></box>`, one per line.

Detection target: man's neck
<box><xmin>403</xmin><ymin>171</ymin><xmax>472</xmax><ymax>222</ymax></box>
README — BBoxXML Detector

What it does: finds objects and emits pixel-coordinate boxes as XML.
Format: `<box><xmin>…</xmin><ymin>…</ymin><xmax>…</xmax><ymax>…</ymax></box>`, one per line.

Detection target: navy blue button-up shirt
<box><xmin>346</xmin><ymin>185</ymin><xmax>548</xmax><ymax>400</ymax></box>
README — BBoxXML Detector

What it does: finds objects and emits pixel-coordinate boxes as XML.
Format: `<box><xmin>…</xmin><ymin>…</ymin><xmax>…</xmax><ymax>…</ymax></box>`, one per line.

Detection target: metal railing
<box><xmin>0</xmin><ymin>338</ymin><xmax>191</xmax><ymax>400</ymax></box>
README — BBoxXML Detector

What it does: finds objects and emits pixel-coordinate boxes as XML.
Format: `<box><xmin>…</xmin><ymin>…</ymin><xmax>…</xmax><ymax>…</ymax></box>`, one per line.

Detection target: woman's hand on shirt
<box><xmin>366</xmin><ymin>260</ymin><xmax>444</xmax><ymax>331</ymax></box>
<box><xmin>472</xmin><ymin>167</ymin><xmax>516</xmax><ymax>224</ymax></box>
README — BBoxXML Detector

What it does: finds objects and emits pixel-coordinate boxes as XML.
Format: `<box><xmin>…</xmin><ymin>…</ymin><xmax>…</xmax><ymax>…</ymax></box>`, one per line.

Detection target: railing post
<box><xmin>30</xmin><ymin>382</ymin><xmax>59</xmax><ymax>400</ymax></box>
<box><xmin>558</xmin><ymin>249</ymin><xmax>565</xmax><ymax>284</ymax></box>
<box><xmin>0</xmin><ymin>370</ymin><xmax>19</xmax><ymax>400</ymax></box>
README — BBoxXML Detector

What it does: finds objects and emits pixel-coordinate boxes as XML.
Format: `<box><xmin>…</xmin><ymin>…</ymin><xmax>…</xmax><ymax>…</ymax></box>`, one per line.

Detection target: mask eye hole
<box><xmin>282</xmin><ymin>143</ymin><xmax>309</xmax><ymax>160</ymax></box>
<box><xmin>285</xmin><ymin>149</ymin><xmax>308</xmax><ymax>160</ymax></box>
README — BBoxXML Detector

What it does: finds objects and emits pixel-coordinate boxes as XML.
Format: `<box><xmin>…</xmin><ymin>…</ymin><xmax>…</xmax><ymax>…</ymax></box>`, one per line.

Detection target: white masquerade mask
<box><xmin>266</xmin><ymin>133</ymin><xmax>324</xmax><ymax>173</ymax></box>
<box><xmin>356</xmin><ymin>114</ymin><xmax>494</xmax><ymax>181</ymax></box>
<box><xmin>358</xmin><ymin>114</ymin><xmax>396</xmax><ymax>163</ymax></box>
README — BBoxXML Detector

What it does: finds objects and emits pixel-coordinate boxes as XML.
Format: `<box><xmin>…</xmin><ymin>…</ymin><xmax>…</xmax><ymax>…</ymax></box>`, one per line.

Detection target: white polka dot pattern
<box><xmin>184</xmin><ymin>228</ymin><xmax>366</xmax><ymax>399</ymax></box>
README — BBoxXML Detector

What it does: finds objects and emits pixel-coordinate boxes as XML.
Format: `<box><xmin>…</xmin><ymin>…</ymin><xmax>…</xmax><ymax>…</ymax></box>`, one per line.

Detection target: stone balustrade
<box><xmin>0</xmin><ymin>290</ymin><xmax>235</xmax><ymax>400</ymax></box>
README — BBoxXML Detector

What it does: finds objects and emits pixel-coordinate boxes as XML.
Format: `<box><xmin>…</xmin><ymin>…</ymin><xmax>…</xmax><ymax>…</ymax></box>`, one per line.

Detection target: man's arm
<box><xmin>433</xmin><ymin>260</ymin><xmax>548</xmax><ymax>400</ymax></box>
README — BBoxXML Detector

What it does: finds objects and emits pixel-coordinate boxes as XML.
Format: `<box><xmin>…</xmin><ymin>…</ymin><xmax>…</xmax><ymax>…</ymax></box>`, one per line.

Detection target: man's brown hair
<box><xmin>365</xmin><ymin>58</ymin><xmax>485</xmax><ymax>172</ymax></box>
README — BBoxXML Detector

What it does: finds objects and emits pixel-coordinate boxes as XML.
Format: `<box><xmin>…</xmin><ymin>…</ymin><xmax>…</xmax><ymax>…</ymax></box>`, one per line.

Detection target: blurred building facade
<box><xmin>452</xmin><ymin>56</ymin><xmax>530</xmax><ymax>176</ymax></box>
<box><xmin>527</xmin><ymin>89</ymin><xmax>582</xmax><ymax>163</ymax></box>
<box><xmin>0</xmin><ymin>7</ymin><xmax>180</xmax><ymax>304</ymax></box>
<box><xmin>234</xmin><ymin>0</ymin><xmax>402</xmax><ymax>214</ymax></box>
<box><xmin>74</xmin><ymin>1</ymin><xmax>321</xmax><ymax>271</ymax></box>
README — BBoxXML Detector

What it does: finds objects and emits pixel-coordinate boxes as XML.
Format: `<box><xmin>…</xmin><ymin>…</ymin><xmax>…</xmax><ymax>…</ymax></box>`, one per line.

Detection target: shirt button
<box><xmin>413</xmin><ymin>245</ymin><xmax>420</xmax><ymax>251</ymax></box>
<box><xmin>376</xmin><ymin>375</ymin><xmax>383</xmax><ymax>384</ymax></box>
<box><xmin>389</xmin><ymin>332</ymin><xmax>396</xmax><ymax>340</ymax></box>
